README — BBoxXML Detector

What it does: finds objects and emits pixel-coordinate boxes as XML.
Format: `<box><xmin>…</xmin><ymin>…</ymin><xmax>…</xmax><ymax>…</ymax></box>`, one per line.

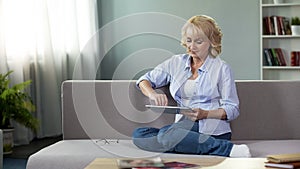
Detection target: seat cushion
<box><xmin>27</xmin><ymin>139</ymin><xmax>300</xmax><ymax>169</ymax></box>
<box><xmin>233</xmin><ymin>140</ymin><xmax>300</xmax><ymax>157</ymax></box>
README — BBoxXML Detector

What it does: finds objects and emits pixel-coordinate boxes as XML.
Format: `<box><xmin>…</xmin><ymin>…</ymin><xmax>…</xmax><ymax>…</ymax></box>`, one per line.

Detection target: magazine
<box><xmin>117</xmin><ymin>157</ymin><xmax>164</xmax><ymax>168</ymax></box>
<box><xmin>163</xmin><ymin>161</ymin><xmax>200</xmax><ymax>168</ymax></box>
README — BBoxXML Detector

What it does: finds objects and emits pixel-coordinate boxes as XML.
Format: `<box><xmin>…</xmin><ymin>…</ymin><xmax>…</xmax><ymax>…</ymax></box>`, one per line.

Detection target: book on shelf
<box><xmin>283</xmin><ymin>18</ymin><xmax>292</xmax><ymax>35</ymax></box>
<box><xmin>267</xmin><ymin>153</ymin><xmax>300</xmax><ymax>163</ymax></box>
<box><xmin>272</xmin><ymin>16</ymin><xmax>279</xmax><ymax>35</ymax></box>
<box><xmin>263</xmin><ymin>16</ymin><xmax>291</xmax><ymax>35</ymax></box>
<box><xmin>275</xmin><ymin>48</ymin><xmax>287</xmax><ymax>66</ymax></box>
<box><xmin>265</xmin><ymin>161</ymin><xmax>300</xmax><ymax>169</ymax></box>
<box><xmin>264</xmin><ymin>48</ymin><xmax>273</xmax><ymax>66</ymax></box>
<box><xmin>263</xmin><ymin>16</ymin><xmax>275</xmax><ymax>35</ymax></box>
<box><xmin>263</xmin><ymin>48</ymin><xmax>287</xmax><ymax>66</ymax></box>
<box><xmin>291</xmin><ymin>51</ymin><xmax>300</xmax><ymax>66</ymax></box>
<box><xmin>270</xmin><ymin>48</ymin><xmax>280</xmax><ymax>66</ymax></box>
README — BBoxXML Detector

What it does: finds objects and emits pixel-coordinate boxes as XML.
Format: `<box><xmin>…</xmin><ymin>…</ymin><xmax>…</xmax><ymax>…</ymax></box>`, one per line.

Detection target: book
<box><xmin>117</xmin><ymin>157</ymin><xmax>164</xmax><ymax>168</ymax></box>
<box><xmin>275</xmin><ymin>48</ymin><xmax>287</xmax><ymax>66</ymax></box>
<box><xmin>267</xmin><ymin>153</ymin><xmax>300</xmax><ymax>163</ymax></box>
<box><xmin>283</xmin><ymin>18</ymin><xmax>292</xmax><ymax>35</ymax></box>
<box><xmin>264</xmin><ymin>48</ymin><xmax>273</xmax><ymax>66</ymax></box>
<box><xmin>272</xmin><ymin>16</ymin><xmax>279</xmax><ymax>35</ymax></box>
<box><xmin>263</xmin><ymin>16</ymin><xmax>275</xmax><ymax>35</ymax></box>
<box><xmin>265</xmin><ymin>161</ymin><xmax>300</xmax><ymax>169</ymax></box>
<box><xmin>291</xmin><ymin>51</ymin><xmax>300</xmax><ymax>66</ymax></box>
<box><xmin>277</xmin><ymin>16</ymin><xmax>285</xmax><ymax>35</ymax></box>
<box><xmin>270</xmin><ymin>48</ymin><xmax>280</xmax><ymax>66</ymax></box>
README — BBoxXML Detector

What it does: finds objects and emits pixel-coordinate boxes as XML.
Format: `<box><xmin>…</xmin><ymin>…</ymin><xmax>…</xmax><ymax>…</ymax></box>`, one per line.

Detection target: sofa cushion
<box><xmin>26</xmin><ymin>139</ymin><xmax>300</xmax><ymax>169</ymax></box>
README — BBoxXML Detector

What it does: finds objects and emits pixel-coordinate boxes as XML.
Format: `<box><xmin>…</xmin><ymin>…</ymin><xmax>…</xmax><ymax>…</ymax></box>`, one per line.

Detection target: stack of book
<box><xmin>265</xmin><ymin>153</ymin><xmax>300</xmax><ymax>169</ymax></box>
<box><xmin>264</xmin><ymin>48</ymin><xmax>287</xmax><ymax>66</ymax></box>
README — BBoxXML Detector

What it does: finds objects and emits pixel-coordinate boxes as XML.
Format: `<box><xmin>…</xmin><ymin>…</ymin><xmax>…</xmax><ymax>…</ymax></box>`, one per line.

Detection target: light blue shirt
<box><xmin>136</xmin><ymin>54</ymin><xmax>240</xmax><ymax>135</ymax></box>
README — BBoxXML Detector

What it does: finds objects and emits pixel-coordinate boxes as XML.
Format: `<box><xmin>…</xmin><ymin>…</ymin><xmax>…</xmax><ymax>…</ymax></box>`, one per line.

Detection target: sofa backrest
<box><xmin>62</xmin><ymin>80</ymin><xmax>300</xmax><ymax>140</ymax></box>
<box><xmin>232</xmin><ymin>80</ymin><xmax>300</xmax><ymax>140</ymax></box>
<box><xmin>62</xmin><ymin>80</ymin><xmax>176</xmax><ymax>140</ymax></box>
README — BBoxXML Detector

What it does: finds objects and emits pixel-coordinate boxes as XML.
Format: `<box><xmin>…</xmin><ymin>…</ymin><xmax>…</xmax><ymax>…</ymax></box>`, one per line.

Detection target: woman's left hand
<box><xmin>181</xmin><ymin>108</ymin><xmax>208</xmax><ymax>121</ymax></box>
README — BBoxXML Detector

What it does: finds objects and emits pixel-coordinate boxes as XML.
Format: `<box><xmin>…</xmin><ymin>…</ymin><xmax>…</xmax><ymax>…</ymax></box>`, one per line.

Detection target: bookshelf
<box><xmin>261</xmin><ymin>0</ymin><xmax>300</xmax><ymax>80</ymax></box>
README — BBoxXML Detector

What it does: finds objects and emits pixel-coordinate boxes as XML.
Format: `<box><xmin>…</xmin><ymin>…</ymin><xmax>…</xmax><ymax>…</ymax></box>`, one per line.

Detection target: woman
<box><xmin>132</xmin><ymin>15</ymin><xmax>251</xmax><ymax>157</ymax></box>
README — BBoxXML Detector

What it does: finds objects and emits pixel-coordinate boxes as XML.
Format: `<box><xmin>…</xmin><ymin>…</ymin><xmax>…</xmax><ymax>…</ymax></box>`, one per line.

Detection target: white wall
<box><xmin>97</xmin><ymin>0</ymin><xmax>260</xmax><ymax>80</ymax></box>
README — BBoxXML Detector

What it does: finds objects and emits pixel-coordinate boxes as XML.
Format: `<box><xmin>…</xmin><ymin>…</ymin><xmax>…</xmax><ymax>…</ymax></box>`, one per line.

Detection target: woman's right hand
<box><xmin>149</xmin><ymin>92</ymin><xmax>168</xmax><ymax>106</ymax></box>
<box><xmin>138</xmin><ymin>80</ymin><xmax>168</xmax><ymax>106</ymax></box>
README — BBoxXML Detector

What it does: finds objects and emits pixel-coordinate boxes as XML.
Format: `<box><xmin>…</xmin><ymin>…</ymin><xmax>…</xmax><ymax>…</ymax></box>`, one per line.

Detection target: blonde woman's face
<box><xmin>185</xmin><ymin>27</ymin><xmax>211</xmax><ymax>59</ymax></box>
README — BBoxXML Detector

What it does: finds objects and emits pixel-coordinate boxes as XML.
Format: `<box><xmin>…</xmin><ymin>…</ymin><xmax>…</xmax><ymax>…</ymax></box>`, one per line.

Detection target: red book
<box><xmin>275</xmin><ymin>48</ymin><xmax>287</xmax><ymax>66</ymax></box>
<box><xmin>291</xmin><ymin>51</ymin><xmax>298</xmax><ymax>66</ymax></box>
<box><xmin>264</xmin><ymin>16</ymin><xmax>275</xmax><ymax>35</ymax></box>
<box><xmin>298</xmin><ymin>52</ymin><xmax>300</xmax><ymax>66</ymax></box>
<box><xmin>277</xmin><ymin>16</ymin><xmax>285</xmax><ymax>35</ymax></box>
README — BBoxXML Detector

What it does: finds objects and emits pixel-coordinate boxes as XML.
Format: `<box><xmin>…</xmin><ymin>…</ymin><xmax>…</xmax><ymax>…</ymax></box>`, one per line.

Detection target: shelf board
<box><xmin>263</xmin><ymin>66</ymin><xmax>300</xmax><ymax>70</ymax></box>
<box><xmin>262</xmin><ymin>3</ymin><xmax>300</xmax><ymax>7</ymax></box>
<box><xmin>262</xmin><ymin>35</ymin><xmax>300</xmax><ymax>38</ymax></box>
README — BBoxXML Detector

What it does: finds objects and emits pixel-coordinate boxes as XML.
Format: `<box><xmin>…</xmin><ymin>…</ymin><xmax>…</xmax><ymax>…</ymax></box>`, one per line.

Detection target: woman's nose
<box><xmin>189</xmin><ymin>42</ymin><xmax>196</xmax><ymax>50</ymax></box>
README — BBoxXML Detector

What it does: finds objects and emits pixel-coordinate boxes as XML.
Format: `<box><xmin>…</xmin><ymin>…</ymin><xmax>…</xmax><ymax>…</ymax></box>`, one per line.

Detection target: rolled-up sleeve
<box><xmin>136</xmin><ymin>59</ymin><xmax>172</xmax><ymax>89</ymax></box>
<box><xmin>218</xmin><ymin>65</ymin><xmax>240</xmax><ymax>121</ymax></box>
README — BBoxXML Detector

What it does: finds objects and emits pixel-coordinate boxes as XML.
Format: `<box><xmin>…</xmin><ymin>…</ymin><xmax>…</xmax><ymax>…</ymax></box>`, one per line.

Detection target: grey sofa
<box><xmin>26</xmin><ymin>80</ymin><xmax>300</xmax><ymax>169</ymax></box>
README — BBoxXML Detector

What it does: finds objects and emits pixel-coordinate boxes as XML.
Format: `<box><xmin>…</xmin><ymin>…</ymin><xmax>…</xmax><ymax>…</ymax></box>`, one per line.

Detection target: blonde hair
<box><xmin>181</xmin><ymin>15</ymin><xmax>223</xmax><ymax>57</ymax></box>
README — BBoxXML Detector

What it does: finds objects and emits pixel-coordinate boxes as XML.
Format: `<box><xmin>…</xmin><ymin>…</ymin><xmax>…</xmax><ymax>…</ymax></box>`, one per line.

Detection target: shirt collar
<box><xmin>184</xmin><ymin>55</ymin><xmax>213</xmax><ymax>72</ymax></box>
<box><xmin>184</xmin><ymin>55</ymin><xmax>191</xmax><ymax>70</ymax></box>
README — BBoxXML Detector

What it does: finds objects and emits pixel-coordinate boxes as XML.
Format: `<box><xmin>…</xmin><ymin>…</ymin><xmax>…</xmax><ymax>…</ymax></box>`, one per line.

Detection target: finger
<box><xmin>182</xmin><ymin>112</ymin><xmax>194</xmax><ymax>116</ymax></box>
<box><xmin>158</xmin><ymin>95</ymin><xmax>164</xmax><ymax>106</ymax></box>
<box><xmin>156</xmin><ymin>97</ymin><xmax>161</xmax><ymax>106</ymax></box>
<box><xmin>180</xmin><ymin>111</ymin><xmax>188</xmax><ymax>115</ymax></box>
<box><xmin>159</xmin><ymin>95</ymin><xmax>164</xmax><ymax>106</ymax></box>
<box><xmin>192</xmin><ymin>108</ymin><xmax>199</xmax><ymax>113</ymax></box>
<box><xmin>154</xmin><ymin>97</ymin><xmax>159</xmax><ymax>106</ymax></box>
<box><xmin>158</xmin><ymin>94</ymin><xmax>167</xmax><ymax>106</ymax></box>
<box><xmin>187</xmin><ymin>116</ymin><xmax>196</xmax><ymax>122</ymax></box>
<box><xmin>163</xmin><ymin>95</ymin><xmax>168</xmax><ymax>106</ymax></box>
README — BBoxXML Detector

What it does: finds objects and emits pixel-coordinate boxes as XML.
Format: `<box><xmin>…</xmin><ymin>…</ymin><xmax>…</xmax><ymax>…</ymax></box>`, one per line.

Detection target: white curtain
<box><xmin>0</xmin><ymin>0</ymin><xmax>98</xmax><ymax>145</ymax></box>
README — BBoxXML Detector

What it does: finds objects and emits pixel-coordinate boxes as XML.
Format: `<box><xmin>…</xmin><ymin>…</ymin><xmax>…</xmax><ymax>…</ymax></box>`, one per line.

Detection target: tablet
<box><xmin>145</xmin><ymin>105</ymin><xmax>192</xmax><ymax>114</ymax></box>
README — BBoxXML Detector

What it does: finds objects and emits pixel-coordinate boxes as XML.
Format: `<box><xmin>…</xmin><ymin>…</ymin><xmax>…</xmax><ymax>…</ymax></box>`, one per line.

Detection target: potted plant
<box><xmin>291</xmin><ymin>16</ymin><xmax>300</xmax><ymax>35</ymax></box>
<box><xmin>0</xmin><ymin>70</ymin><xmax>39</xmax><ymax>154</ymax></box>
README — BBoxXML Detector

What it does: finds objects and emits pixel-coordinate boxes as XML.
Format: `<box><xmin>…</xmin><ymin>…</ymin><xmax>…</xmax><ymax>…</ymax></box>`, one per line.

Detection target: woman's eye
<box><xmin>186</xmin><ymin>39</ymin><xmax>192</xmax><ymax>43</ymax></box>
<box><xmin>196</xmin><ymin>40</ymin><xmax>203</xmax><ymax>44</ymax></box>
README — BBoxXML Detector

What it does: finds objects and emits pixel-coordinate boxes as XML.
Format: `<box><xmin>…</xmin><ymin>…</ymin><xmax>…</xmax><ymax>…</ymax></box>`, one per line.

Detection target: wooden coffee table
<box><xmin>85</xmin><ymin>157</ymin><xmax>268</xmax><ymax>169</ymax></box>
